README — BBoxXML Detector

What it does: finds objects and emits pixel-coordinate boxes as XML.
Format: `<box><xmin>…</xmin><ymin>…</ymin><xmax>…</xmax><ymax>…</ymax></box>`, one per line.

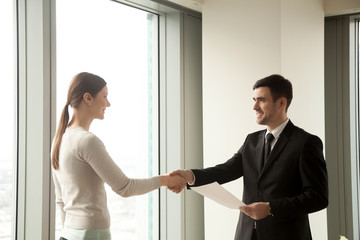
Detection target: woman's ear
<box><xmin>83</xmin><ymin>92</ymin><xmax>93</xmax><ymax>106</ymax></box>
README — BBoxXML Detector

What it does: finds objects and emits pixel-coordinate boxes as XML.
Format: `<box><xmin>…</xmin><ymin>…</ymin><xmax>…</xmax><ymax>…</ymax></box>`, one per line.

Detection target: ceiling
<box><xmin>167</xmin><ymin>0</ymin><xmax>203</xmax><ymax>12</ymax></box>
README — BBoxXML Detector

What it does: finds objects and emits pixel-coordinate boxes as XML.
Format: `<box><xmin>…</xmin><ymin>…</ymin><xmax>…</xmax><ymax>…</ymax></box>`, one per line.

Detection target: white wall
<box><xmin>202</xmin><ymin>0</ymin><xmax>326</xmax><ymax>239</ymax></box>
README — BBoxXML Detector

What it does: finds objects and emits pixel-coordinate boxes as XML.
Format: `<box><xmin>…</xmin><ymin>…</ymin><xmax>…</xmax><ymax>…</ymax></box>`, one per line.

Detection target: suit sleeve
<box><xmin>191</xmin><ymin>144</ymin><xmax>245</xmax><ymax>186</ymax></box>
<box><xmin>269</xmin><ymin>135</ymin><xmax>328</xmax><ymax>219</ymax></box>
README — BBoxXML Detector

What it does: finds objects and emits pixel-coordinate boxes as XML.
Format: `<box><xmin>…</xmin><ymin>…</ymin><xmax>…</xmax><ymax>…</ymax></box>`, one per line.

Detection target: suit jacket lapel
<box><xmin>259</xmin><ymin>120</ymin><xmax>295</xmax><ymax>178</ymax></box>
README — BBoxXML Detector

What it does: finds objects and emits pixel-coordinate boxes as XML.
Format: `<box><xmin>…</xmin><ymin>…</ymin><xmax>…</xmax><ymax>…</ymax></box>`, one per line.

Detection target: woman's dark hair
<box><xmin>51</xmin><ymin>72</ymin><xmax>107</xmax><ymax>169</ymax></box>
<box><xmin>253</xmin><ymin>74</ymin><xmax>293</xmax><ymax>111</ymax></box>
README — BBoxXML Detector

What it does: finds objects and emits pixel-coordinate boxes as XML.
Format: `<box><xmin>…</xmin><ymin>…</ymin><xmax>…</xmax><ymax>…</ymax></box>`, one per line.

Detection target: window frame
<box><xmin>352</xmin><ymin>15</ymin><xmax>360</xmax><ymax>239</ymax></box>
<box><xmin>17</xmin><ymin>0</ymin><xmax>53</xmax><ymax>239</ymax></box>
<box><xmin>0</xmin><ymin>1</ymin><xmax>20</xmax><ymax>239</ymax></box>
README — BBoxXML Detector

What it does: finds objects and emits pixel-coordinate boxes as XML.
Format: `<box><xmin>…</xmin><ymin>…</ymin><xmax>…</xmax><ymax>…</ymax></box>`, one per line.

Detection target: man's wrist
<box><xmin>268</xmin><ymin>202</ymin><xmax>273</xmax><ymax>216</ymax></box>
<box><xmin>185</xmin><ymin>169</ymin><xmax>195</xmax><ymax>184</ymax></box>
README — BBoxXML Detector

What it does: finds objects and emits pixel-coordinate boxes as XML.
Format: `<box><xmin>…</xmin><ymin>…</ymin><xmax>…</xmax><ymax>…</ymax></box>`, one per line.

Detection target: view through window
<box><xmin>0</xmin><ymin>1</ymin><xmax>16</xmax><ymax>239</ymax></box>
<box><xmin>55</xmin><ymin>0</ymin><xmax>159</xmax><ymax>239</ymax></box>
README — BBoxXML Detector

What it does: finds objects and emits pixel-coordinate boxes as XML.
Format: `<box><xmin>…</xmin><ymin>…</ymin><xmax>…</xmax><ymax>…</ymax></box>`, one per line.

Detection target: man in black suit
<box><xmin>171</xmin><ymin>74</ymin><xmax>328</xmax><ymax>240</ymax></box>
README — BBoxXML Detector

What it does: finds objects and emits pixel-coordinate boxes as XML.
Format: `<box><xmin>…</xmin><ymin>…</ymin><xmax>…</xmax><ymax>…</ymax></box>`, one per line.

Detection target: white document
<box><xmin>190</xmin><ymin>182</ymin><xmax>245</xmax><ymax>209</ymax></box>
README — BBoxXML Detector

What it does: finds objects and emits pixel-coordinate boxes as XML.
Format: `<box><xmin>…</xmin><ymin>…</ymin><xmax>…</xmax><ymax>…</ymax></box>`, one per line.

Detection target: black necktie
<box><xmin>264</xmin><ymin>133</ymin><xmax>274</xmax><ymax>165</ymax></box>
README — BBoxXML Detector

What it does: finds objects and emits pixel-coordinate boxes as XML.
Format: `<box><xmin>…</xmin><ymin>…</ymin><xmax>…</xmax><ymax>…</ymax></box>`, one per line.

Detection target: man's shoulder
<box><xmin>287</xmin><ymin>124</ymin><xmax>323</xmax><ymax>144</ymax></box>
<box><xmin>291</xmin><ymin>124</ymin><xmax>316</xmax><ymax>136</ymax></box>
<box><xmin>246</xmin><ymin>129</ymin><xmax>266</xmax><ymax>141</ymax></box>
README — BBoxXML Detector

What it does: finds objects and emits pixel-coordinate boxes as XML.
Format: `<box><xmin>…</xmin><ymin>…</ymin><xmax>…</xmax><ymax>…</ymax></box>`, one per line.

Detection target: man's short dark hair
<box><xmin>253</xmin><ymin>74</ymin><xmax>293</xmax><ymax>111</ymax></box>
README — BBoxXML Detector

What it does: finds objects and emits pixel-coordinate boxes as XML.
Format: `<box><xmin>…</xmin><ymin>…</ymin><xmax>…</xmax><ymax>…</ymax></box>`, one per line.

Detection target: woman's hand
<box><xmin>159</xmin><ymin>174</ymin><xmax>187</xmax><ymax>194</ymax></box>
<box><xmin>169</xmin><ymin>169</ymin><xmax>194</xmax><ymax>183</ymax></box>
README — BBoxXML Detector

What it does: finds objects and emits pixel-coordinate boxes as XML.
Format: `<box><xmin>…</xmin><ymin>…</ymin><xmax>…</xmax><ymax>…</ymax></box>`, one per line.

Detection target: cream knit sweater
<box><xmin>52</xmin><ymin>126</ymin><xmax>160</xmax><ymax>230</ymax></box>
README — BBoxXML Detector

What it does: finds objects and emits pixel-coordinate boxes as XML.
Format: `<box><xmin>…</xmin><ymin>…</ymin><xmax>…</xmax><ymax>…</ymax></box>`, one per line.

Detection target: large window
<box><xmin>55</xmin><ymin>0</ymin><xmax>159</xmax><ymax>239</ymax></box>
<box><xmin>0</xmin><ymin>1</ymin><xmax>16</xmax><ymax>240</ymax></box>
<box><xmin>325</xmin><ymin>14</ymin><xmax>360</xmax><ymax>240</ymax></box>
<box><xmin>10</xmin><ymin>0</ymin><xmax>201</xmax><ymax>239</ymax></box>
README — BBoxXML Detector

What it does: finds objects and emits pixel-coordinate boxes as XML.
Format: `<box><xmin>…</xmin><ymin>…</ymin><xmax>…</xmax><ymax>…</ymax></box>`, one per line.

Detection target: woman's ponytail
<box><xmin>51</xmin><ymin>103</ymin><xmax>70</xmax><ymax>170</ymax></box>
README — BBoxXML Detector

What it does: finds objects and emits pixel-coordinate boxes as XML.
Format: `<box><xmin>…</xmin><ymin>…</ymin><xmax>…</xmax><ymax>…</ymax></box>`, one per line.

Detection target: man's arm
<box><xmin>169</xmin><ymin>145</ymin><xmax>245</xmax><ymax>192</ymax></box>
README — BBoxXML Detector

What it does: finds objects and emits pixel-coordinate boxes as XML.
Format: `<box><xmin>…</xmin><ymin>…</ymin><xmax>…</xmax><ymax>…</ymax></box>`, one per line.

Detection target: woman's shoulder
<box><xmin>66</xmin><ymin>127</ymin><xmax>103</xmax><ymax>147</ymax></box>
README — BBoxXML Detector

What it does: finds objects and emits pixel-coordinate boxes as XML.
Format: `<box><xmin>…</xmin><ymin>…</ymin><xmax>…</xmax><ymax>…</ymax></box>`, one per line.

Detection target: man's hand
<box><xmin>159</xmin><ymin>174</ymin><xmax>187</xmax><ymax>194</ymax></box>
<box><xmin>169</xmin><ymin>169</ymin><xmax>195</xmax><ymax>183</ymax></box>
<box><xmin>239</xmin><ymin>202</ymin><xmax>271</xmax><ymax>220</ymax></box>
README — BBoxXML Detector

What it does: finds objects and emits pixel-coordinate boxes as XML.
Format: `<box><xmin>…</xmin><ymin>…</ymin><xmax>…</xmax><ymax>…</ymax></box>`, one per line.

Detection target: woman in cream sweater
<box><xmin>51</xmin><ymin>72</ymin><xmax>185</xmax><ymax>240</ymax></box>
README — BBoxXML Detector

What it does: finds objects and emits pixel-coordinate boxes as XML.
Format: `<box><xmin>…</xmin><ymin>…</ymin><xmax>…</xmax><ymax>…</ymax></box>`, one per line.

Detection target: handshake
<box><xmin>159</xmin><ymin>169</ymin><xmax>195</xmax><ymax>194</ymax></box>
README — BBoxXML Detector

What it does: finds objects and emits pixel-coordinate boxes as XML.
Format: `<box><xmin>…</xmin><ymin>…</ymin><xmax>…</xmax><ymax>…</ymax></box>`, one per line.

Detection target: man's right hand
<box><xmin>170</xmin><ymin>169</ymin><xmax>195</xmax><ymax>184</ymax></box>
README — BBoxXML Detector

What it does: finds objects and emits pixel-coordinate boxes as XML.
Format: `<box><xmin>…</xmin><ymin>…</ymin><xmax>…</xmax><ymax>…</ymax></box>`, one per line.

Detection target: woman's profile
<box><xmin>51</xmin><ymin>72</ymin><xmax>185</xmax><ymax>240</ymax></box>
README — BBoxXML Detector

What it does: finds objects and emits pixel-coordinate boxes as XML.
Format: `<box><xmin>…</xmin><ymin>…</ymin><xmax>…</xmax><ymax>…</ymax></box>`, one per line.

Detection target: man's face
<box><xmin>252</xmin><ymin>86</ymin><xmax>283</xmax><ymax>128</ymax></box>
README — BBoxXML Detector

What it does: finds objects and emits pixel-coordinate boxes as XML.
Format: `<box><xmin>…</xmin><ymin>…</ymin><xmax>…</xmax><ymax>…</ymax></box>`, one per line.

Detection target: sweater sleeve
<box><xmin>80</xmin><ymin>133</ymin><xmax>161</xmax><ymax>197</ymax></box>
<box><xmin>51</xmin><ymin>170</ymin><xmax>65</xmax><ymax>226</ymax></box>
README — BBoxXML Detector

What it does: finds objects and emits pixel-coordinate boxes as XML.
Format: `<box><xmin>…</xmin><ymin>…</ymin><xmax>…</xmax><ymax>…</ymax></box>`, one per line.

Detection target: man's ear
<box><xmin>279</xmin><ymin>97</ymin><xmax>287</xmax><ymax>109</ymax></box>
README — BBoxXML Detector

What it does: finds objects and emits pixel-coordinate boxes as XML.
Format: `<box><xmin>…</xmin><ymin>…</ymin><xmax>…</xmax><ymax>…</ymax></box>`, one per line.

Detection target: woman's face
<box><xmin>91</xmin><ymin>85</ymin><xmax>111</xmax><ymax>120</ymax></box>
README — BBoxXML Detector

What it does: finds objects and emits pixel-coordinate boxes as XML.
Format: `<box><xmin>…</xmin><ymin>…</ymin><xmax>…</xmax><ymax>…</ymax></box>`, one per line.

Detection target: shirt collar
<box><xmin>266</xmin><ymin>118</ymin><xmax>289</xmax><ymax>140</ymax></box>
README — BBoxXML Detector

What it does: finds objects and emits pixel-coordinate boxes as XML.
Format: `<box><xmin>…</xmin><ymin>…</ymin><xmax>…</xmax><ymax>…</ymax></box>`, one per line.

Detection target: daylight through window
<box><xmin>55</xmin><ymin>0</ymin><xmax>159</xmax><ymax>239</ymax></box>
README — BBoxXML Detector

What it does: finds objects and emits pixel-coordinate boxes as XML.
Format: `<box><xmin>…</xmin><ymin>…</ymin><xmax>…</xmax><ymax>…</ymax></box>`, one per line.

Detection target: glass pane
<box><xmin>55</xmin><ymin>0</ymin><xmax>159</xmax><ymax>239</ymax></box>
<box><xmin>0</xmin><ymin>1</ymin><xmax>16</xmax><ymax>240</ymax></box>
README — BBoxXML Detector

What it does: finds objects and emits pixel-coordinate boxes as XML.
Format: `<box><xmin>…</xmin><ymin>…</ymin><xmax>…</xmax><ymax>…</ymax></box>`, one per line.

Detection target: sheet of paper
<box><xmin>190</xmin><ymin>182</ymin><xmax>245</xmax><ymax>209</ymax></box>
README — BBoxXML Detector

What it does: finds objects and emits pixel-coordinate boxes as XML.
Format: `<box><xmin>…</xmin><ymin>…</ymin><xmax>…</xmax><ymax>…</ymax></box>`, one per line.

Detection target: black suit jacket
<box><xmin>191</xmin><ymin>120</ymin><xmax>328</xmax><ymax>240</ymax></box>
